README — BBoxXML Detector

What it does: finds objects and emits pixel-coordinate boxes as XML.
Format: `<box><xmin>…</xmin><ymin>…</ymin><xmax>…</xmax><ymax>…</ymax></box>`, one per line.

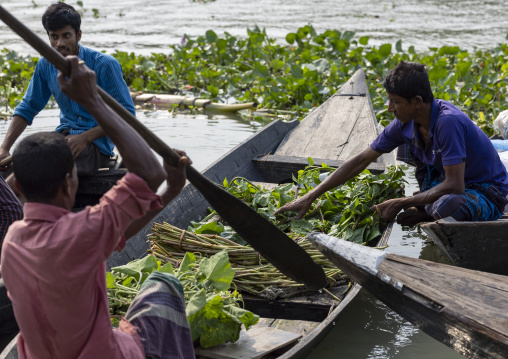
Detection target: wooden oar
<box><xmin>0</xmin><ymin>6</ymin><xmax>327</xmax><ymax>290</ymax></box>
<box><xmin>0</xmin><ymin>156</ymin><xmax>12</xmax><ymax>167</ymax></box>
<box><xmin>307</xmin><ymin>232</ymin><xmax>508</xmax><ymax>359</ymax></box>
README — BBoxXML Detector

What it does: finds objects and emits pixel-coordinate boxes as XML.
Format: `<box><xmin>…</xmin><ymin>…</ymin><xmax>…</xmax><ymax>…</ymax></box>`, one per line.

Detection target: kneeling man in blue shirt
<box><xmin>275</xmin><ymin>61</ymin><xmax>508</xmax><ymax>225</ymax></box>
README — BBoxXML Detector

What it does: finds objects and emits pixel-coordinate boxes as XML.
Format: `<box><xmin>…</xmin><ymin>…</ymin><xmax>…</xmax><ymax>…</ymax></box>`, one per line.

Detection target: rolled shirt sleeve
<box><xmin>13</xmin><ymin>60</ymin><xmax>52</xmax><ymax>125</ymax></box>
<box><xmin>370</xmin><ymin>119</ymin><xmax>405</xmax><ymax>154</ymax></box>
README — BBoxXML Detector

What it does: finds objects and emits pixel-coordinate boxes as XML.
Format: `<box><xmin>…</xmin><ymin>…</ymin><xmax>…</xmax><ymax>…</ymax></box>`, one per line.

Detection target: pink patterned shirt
<box><xmin>1</xmin><ymin>173</ymin><xmax>163</xmax><ymax>359</ymax></box>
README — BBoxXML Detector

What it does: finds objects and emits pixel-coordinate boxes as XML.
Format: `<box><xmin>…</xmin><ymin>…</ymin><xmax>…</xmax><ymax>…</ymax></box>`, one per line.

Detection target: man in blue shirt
<box><xmin>275</xmin><ymin>61</ymin><xmax>508</xmax><ymax>225</ymax></box>
<box><xmin>0</xmin><ymin>2</ymin><xmax>135</xmax><ymax>176</ymax></box>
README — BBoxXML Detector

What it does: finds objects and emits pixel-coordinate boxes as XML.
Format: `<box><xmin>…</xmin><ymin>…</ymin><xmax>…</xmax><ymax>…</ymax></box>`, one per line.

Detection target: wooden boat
<box><xmin>0</xmin><ymin>69</ymin><xmax>393</xmax><ymax>358</ymax></box>
<box><xmin>421</xmin><ymin>213</ymin><xmax>508</xmax><ymax>275</ymax></box>
<box><xmin>308</xmin><ymin>232</ymin><xmax>508</xmax><ymax>359</ymax></box>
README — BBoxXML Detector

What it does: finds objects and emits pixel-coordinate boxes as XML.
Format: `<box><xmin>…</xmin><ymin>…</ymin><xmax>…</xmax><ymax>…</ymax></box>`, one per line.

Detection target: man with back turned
<box><xmin>0</xmin><ymin>57</ymin><xmax>195</xmax><ymax>358</ymax></box>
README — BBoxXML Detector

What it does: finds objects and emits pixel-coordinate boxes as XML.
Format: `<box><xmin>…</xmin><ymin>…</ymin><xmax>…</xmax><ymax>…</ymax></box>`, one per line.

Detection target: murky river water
<box><xmin>1</xmin><ymin>0</ymin><xmax>505</xmax><ymax>357</ymax></box>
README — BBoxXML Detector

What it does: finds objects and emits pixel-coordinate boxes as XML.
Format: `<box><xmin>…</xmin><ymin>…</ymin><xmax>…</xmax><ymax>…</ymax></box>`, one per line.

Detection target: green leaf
<box><xmin>395</xmin><ymin>40</ymin><xmax>403</xmax><ymax>53</ymax></box>
<box><xmin>112</xmin><ymin>255</ymin><xmax>158</xmax><ymax>279</ymax></box>
<box><xmin>290</xmin><ymin>64</ymin><xmax>303</xmax><ymax>78</ymax></box>
<box><xmin>200</xmin><ymin>308</ymin><xmax>241</xmax><ymax>348</ymax></box>
<box><xmin>106</xmin><ymin>272</ymin><xmax>117</xmax><ymax>289</ymax></box>
<box><xmin>290</xmin><ymin>219</ymin><xmax>314</xmax><ymax>236</ymax></box>
<box><xmin>378</xmin><ymin>44</ymin><xmax>392</xmax><ymax>57</ymax></box>
<box><xmin>197</xmin><ymin>250</ymin><xmax>236</xmax><ymax>291</ymax></box>
<box><xmin>131</xmin><ymin>77</ymin><xmax>144</xmax><ymax>91</ymax></box>
<box><xmin>207</xmin><ymin>84</ymin><xmax>219</xmax><ymax>97</ymax></box>
<box><xmin>428</xmin><ymin>66</ymin><xmax>448</xmax><ymax>82</ymax></box>
<box><xmin>178</xmin><ymin>252</ymin><xmax>196</xmax><ymax>276</ymax></box>
<box><xmin>359</xmin><ymin>36</ymin><xmax>369</xmax><ymax>45</ymax></box>
<box><xmin>286</xmin><ymin>33</ymin><xmax>297</xmax><ymax>44</ymax></box>
<box><xmin>159</xmin><ymin>262</ymin><xmax>175</xmax><ymax>275</ymax></box>
<box><xmin>193</xmin><ymin>221</ymin><xmax>225</xmax><ymax>234</ymax></box>
<box><xmin>205</xmin><ymin>30</ymin><xmax>218</xmax><ymax>43</ymax></box>
<box><xmin>186</xmin><ymin>289</ymin><xmax>207</xmax><ymax>317</ymax></box>
<box><xmin>226</xmin><ymin>305</ymin><xmax>260</xmax><ymax>330</ymax></box>
<box><xmin>307</xmin><ymin>157</ymin><xmax>315</xmax><ymax>166</ymax></box>
<box><xmin>187</xmin><ymin>294</ymin><xmax>223</xmax><ymax>342</ymax></box>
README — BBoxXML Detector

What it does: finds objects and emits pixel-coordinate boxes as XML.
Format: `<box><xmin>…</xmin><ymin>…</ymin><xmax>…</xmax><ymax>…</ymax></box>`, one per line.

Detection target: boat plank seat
<box><xmin>252</xmin><ymin>154</ymin><xmax>385</xmax><ymax>184</ymax></box>
<box><xmin>194</xmin><ymin>326</ymin><xmax>301</xmax><ymax>359</ymax></box>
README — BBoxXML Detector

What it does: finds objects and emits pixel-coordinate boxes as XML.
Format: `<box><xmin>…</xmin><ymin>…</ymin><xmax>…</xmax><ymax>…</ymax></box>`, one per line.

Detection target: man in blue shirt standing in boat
<box><xmin>0</xmin><ymin>2</ymin><xmax>135</xmax><ymax>176</ymax></box>
<box><xmin>276</xmin><ymin>61</ymin><xmax>508</xmax><ymax>225</ymax></box>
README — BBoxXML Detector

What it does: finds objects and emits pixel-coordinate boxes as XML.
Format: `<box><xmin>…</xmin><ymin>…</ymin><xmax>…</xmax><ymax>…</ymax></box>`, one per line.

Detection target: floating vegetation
<box><xmin>1</xmin><ymin>25</ymin><xmax>507</xmax><ymax>134</ymax></box>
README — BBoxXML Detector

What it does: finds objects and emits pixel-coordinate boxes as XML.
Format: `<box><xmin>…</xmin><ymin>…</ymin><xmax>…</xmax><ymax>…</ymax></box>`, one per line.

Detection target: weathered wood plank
<box><xmin>252</xmin><ymin>154</ymin><xmax>385</xmax><ymax>184</ymax></box>
<box><xmin>421</xmin><ymin>217</ymin><xmax>508</xmax><ymax>275</ymax></box>
<box><xmin>338</xmin><ymin>101</ymin><xmax>379</xmax><ymax>160</ymax></box>
<box><xmin>309</xmin><ymin>232</ymin><xmax>508</xmax><ymax>359</ymax></box>
<box><xmin>268</xmin><ymin>320</ymin><xmax>321</xmax><ymax>338</ymax></box>
<box><xmin>195</xmin><ymin>326</ymin><xmax>301</xmax><ymax>359</ymax></box>
<box><xmin>275</xmin><ymin>70</ymin><xmax>372</xmax><ymax>161</ymax></box>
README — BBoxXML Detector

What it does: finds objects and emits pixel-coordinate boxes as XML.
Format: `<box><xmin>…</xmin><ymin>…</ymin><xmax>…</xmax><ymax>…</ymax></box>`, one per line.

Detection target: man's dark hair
<box><xmin>13</xmin><ymin>132</ymin><xmax>74</xmax><ymax>202</ymax></box>
<box><xmin>382</xmin><ymin>61</ymin><xmax>434</xmax><ymax>103</ymax></box>
<box><xmin>42</xmin><ymin>2</ymin><xmax>81</xmax><ymax>35</ymax></box>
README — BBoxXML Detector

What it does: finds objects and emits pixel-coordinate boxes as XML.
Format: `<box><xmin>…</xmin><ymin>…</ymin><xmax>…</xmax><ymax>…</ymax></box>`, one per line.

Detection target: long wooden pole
<box><xmin>0</xmin><ymin>5</ymin><xmax>327</xmax><ymax>290</ymax></box>
<box><xmin>307</xmin><ymin>232</ymin><xmax>508</xmax><ymax>359</ymax></box>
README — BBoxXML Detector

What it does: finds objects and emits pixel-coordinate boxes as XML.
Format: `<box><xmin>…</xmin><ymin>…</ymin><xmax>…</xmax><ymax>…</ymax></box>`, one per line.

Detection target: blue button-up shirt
<box><xmin>14</xmin><ymin>45</ymin><xmax>135</xmax><ymax>157</ymax></box>
<box><xmin>371</xmin><ymin>99</ymin><xmax>508</xmax><ymax>195</ymax></box>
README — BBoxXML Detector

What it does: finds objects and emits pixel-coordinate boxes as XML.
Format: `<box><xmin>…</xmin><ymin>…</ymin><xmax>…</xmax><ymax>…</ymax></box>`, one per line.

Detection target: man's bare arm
<box><xmin>124</xmin><ymin>155</ymin><xmax>189</xmax><ymax>240</ymax></box>
<box><xmin>275</xmin><ymin>147</ymin><xmax>382</xmax><ymax>219</ymax></box>
<box><xmin>0</xmin><ymin>115</ymin><xmax>28</xmax><ymax>164</ymax></box>
<box><xmin>65</xmin><ymin>126</ymin><xmax>106</xmax><ymax>159</ymax></box>
<box><xmin>57</xmin><ymin>56</ymin><xmax>165</xmax><ymax>191</ymax></box>
<box><xmin>375</xmin><ymin>162</ymin><xmax>465</xmax><ymax>221</ymax></box>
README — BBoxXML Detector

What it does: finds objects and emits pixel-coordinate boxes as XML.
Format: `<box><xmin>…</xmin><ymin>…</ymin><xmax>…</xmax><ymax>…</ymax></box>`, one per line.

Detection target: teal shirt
<box><xmin>14</xmin><ymin>45</ymin><xmax>135</xmax><ymax>157</ymax></box>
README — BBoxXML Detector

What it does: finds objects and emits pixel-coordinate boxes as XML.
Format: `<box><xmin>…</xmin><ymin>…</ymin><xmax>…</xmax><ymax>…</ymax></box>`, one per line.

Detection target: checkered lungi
<box><xmin>124</xmin><ymin>272</ymin><xmax>195</xmax><ymax>359</ymax></box>
<box><xmin>397</xmin><ymin>144</ymin><xmax>507</xmax><ymax>221</ymax></box>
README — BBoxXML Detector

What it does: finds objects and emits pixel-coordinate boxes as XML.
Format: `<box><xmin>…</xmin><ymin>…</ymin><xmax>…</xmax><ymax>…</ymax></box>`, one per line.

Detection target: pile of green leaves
<box><xmin>190</xmin><ymin>160</ymin><xmax>405</xmax><ymax>244</ymax></box>
<box><xmin>107</xmin><ymin>250</ymin><xmax>259</xmax><ymax>348</ymax></box>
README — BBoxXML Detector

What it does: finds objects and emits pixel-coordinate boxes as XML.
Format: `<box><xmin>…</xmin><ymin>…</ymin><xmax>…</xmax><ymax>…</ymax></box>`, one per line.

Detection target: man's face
<box><xmin>386</xmin><ymin>92</ymin><xmax>416</xmax><ymax>124</ymax></box>
<box><xmin>48</xmin><ymin>25</ymin><xmax>81</xmax><ymax>57</ymax></box>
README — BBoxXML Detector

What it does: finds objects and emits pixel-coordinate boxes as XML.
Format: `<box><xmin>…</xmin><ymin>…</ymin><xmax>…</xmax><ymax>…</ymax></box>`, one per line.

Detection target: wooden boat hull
<box><xmin>421</xmin><ymin>216</ymin><xmax>508</xmax><ymax>275</ymax></box>
<box><xmin>308</xmin><ymin>232</ymin><xmax>508</xmax><ymax>359</ymax></box>
<box><xmin>1</xmin><ymin>69</ymin><xmax>391</xmax><ymax>358</ymax></box>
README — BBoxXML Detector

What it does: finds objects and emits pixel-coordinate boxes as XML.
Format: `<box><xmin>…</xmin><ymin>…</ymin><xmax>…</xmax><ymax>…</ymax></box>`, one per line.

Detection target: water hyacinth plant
<box><xmin>1</xmin><ymin>26</ymin><xmax>507</xmax><ymax>133</ymax></box>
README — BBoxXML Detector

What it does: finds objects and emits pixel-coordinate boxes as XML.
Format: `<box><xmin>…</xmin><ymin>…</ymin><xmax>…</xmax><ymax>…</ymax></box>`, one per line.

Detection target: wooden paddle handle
<box><xmin>0</xmin><ymin>156</ymin><xmax>12</xmax><ymax>167</ymax></box>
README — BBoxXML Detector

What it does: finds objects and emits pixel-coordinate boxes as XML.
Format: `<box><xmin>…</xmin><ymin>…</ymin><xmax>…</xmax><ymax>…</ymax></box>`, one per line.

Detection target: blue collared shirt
<box><xmin>371</xmin><ymin>99</ymin><xmax>508</xmax><ymax>195</ymax></box>
<box><xmin>14</xmin><ymin>45</ymin><xmax>135</xmax><ymax>157</ymax></box>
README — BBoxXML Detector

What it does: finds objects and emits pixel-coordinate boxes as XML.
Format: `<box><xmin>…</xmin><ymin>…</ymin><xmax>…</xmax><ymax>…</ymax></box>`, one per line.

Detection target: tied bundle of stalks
<box><xmin>148</xmin><ymin>222</ymin><xmax>346</xmax><ymax>299</ymax></box>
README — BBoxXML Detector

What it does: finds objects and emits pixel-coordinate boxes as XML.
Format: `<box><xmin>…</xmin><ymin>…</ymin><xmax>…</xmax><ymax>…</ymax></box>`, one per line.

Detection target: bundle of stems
<box><xmin>148</xmin><ymin>222</ymin><xmax>346</xmax><ymax>296</ymax></box>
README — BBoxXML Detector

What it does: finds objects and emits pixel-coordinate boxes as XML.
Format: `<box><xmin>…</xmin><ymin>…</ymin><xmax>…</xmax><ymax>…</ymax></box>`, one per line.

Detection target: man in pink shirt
<box><xmin>0</xmin><ymin>57</ymin><xmax>195</xmax><ymax>358</ymax></box>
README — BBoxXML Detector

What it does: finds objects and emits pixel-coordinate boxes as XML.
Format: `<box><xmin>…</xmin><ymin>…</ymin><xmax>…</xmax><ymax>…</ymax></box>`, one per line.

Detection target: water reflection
<box><xmin>0</xmin><ymin>108</ymin><xmax>269</xmax><ymax>171</ymax></box>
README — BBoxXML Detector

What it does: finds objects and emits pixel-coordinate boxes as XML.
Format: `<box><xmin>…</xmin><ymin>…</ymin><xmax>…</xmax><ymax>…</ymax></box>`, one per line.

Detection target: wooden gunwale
<box><xmin>421</xmin><ymin>215</ymin><xmax>508</xmax><ymax>275</ymax></box>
